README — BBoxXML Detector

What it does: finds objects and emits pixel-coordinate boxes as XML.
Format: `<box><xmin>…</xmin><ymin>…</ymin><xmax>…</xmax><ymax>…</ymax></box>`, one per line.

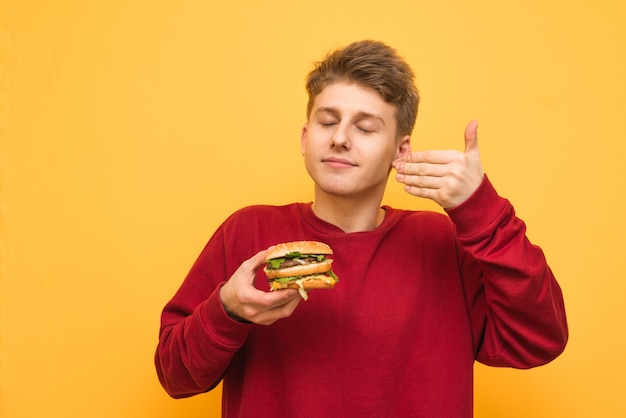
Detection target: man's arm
<box><xmin>155</xmin><ymin>241</ymin><xmax>300</xmax><ymax>398</ymax></box>
<box><xmin>449</xmin><ymin>177</ymin><xmax>568</xmax><ymax>367</ymax></box>
<box><xmin>394</xmin><ymin>120</ymin><xmax>567</xmax><ymax>366</ymax></box>
<box><xmin>155</xmin><ymin>283</ymin><xmax>251</xmax><ymax>398</ymax></box>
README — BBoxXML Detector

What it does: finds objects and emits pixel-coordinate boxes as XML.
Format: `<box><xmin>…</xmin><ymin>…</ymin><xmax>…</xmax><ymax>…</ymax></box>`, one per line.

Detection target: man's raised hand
<box><xmin>393</xmin><ymin>120</ymin><xmax>484</xmax><ymax>209</ymax></box>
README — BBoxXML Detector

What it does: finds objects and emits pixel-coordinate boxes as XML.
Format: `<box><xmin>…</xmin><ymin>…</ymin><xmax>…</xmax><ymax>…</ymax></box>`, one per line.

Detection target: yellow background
<box><xmin>2</xmin><ymin>0</ymin><xmax>625</xmax><ymax>416</ymax></box>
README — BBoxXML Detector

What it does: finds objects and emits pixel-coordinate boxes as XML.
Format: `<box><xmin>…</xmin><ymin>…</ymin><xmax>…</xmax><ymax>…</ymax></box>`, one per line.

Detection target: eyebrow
<box><xmin>314</xmin><ymin>107</ymin><xmax>386</xmax><ymax>126</ymax></box>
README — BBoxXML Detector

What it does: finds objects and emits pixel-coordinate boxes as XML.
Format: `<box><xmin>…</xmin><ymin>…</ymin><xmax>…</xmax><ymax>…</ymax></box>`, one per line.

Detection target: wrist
<box><xmin>219</xmin><ymin>284</ymin><xmax>252</xmax><ymax>324</ymax></box>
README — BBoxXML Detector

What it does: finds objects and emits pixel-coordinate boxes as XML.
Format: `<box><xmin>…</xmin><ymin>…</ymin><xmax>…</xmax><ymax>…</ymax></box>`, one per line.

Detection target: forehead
<box><xmin>311</xmin><ymin>82</ymin><xmax>397</xmax><ymax>122</ymax></box>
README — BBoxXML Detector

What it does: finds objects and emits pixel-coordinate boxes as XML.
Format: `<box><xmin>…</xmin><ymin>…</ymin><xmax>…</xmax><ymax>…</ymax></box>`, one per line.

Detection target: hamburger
<box><xmin>263</xmin><ymin>240</ymin><xmax>339</xmax><ymax>300</ymax></box>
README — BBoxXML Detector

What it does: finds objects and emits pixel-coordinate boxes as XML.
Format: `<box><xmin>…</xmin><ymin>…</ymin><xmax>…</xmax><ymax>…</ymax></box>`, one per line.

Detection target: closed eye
<box><xmin>356</xmin><ymin>125</ymin><xmax>375</xmax><ymax>134</ymax></box>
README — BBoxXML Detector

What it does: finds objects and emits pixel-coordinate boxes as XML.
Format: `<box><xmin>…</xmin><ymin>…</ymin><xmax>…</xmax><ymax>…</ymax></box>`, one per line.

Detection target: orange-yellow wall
<box><xmin>2</xmin><ymin>0</ymin><xmax>625</xmax><ymax>417</ymax></box>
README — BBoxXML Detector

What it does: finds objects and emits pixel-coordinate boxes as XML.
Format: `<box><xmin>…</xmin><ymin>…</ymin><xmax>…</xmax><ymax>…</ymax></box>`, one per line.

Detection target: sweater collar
<box><xmin>298</xmin><ymin>202</ymin><xmax>398</xmax><ymax>235</ymax></box>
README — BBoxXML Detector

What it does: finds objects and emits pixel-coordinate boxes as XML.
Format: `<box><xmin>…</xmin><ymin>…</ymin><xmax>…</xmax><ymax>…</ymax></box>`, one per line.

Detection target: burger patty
<box><xmin>269</xmin><ymin>256</ymin><xmax>321</xmax><ymax>269</ymax></box>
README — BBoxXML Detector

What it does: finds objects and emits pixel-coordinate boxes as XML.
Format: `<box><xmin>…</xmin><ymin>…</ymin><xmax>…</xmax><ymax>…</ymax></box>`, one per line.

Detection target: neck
<box><xmin>312</xmin><ymin>187</ymin><xmax>386</xmax><ymax>233</ymax></box>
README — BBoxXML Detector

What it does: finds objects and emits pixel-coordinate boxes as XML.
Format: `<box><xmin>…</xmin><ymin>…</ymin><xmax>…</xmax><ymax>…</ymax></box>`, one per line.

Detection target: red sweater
<box><xmin>155</xmin><ymin>177</ymin><xmax>568</xmax><ymax>417</ymax></box>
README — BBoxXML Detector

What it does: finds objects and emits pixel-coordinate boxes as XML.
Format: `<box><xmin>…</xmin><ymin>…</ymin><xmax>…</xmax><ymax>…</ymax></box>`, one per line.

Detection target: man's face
<box><xmin>301</xmin><ymin>82</ymin><xmax>410</xmax><ymax>200</ymax></box>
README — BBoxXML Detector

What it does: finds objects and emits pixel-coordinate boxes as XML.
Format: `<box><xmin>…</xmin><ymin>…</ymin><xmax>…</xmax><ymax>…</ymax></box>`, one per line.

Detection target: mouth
<box><xmin>322</xmin><ymin>157</ymin><xmax>357</xmax><ymax>169</ymax></box>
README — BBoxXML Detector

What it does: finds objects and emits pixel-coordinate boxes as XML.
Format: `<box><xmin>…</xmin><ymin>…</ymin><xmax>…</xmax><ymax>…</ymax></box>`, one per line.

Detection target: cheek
<box><xmin>302</xmin><ymin>145</ymin><xmax>318</xmax><ymax>170</ymax></box>
<box><xmin>303</xmin><ymin>130</ymin><xmax>328</xmax><ymax>152</ymax></box>
<box><xmin>370</xmin><ymin>141</ymin><xmax>398</xmax><ymax>163</ymax></box>
<box><xmin>369</xmin><ymin>145</ymin><xmax>399</xmax><ymax>176</ymax></box>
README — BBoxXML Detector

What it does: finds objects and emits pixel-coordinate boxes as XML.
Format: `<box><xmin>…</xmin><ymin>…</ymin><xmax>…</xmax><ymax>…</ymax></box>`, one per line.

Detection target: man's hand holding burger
<box><xmin>220</xmin><ymin>250</ymin><xmax>301</xmax><ymax>326</ymax></box>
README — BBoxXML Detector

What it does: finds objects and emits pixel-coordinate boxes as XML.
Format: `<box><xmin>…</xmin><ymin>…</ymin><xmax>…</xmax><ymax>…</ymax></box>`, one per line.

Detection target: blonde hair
<box><xmin>306</xmin><ymin>40</ymin><xmax>420</xmax><ymax>137</ymax></box>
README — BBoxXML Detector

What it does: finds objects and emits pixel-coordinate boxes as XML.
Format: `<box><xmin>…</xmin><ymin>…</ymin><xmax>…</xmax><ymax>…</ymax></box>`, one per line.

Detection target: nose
<box><xmin>330</xmin><ymin>124</ymin><xmax>350</xmax><ymax>149</ymax></box>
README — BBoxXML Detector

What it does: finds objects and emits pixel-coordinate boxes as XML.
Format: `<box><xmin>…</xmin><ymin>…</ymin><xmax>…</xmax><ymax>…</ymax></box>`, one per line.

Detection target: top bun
<box><xmin>265</xmin><ymin>241</ymin><xmax>333</xmax><ymax>260</ymax></box>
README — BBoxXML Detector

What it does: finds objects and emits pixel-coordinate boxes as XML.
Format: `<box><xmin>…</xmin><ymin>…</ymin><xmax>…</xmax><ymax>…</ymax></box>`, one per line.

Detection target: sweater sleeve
<box><xmin>154</xmin><ymin>227</ymin><xmax>252</xmax><ymax>398</ymax></box>
<box><xmin>446</xmin><ymin>176</ymin><xmax>568</xmax><ymax>368</ymax></box>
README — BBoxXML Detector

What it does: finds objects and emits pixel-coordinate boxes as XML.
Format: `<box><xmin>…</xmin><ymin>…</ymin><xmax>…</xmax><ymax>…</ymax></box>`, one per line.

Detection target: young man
<box><xmin>155</xmin><ymin>40</ymin><xmax>568</xmax><ymax>417</ymax></box>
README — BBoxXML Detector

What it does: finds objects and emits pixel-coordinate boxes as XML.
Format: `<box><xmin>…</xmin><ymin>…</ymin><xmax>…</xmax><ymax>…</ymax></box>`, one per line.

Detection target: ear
<box><xmin>393</xmin><ymin>134</ymin><xmax>411</xmax><ymax>163</ymax></box>
<box><xmin>300</xmin><ymin>124</ymin><xmax>308</xmax><ymax>156</ymax></box>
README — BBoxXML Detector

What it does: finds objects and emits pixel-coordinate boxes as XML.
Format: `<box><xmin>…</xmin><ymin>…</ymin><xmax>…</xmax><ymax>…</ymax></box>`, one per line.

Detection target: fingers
<box><xmin>221</xmin><ymin>249</ymin><xmax>304</xmax><ymax>325</ymax></box>
<box><xmin>405</xmin><ymin>149</ymin><xmax>459</xmax><ymax>165</ymax></box>
<box><xmin>250</xmin><ymin>291</ymin><xmax>302</xmax><ymax>325</ymax></box>
<box><xmin>393</xmin><ymin>119</ymin><xmax>484</xmax><ymax>208</ymax></box>
<box><xmin>394</xmin><ymin>149</ymin><xmax>462</xmax><ymax>190</ymax></box>
<box><xmin>393</xmin><ymin>149</ymin><xmax>459</xmax><ymax>191</ymax></box>
<box><xmin>396</xmin><ymin>157</ymin><xmax>451</xmax><ymax>177</ymax></box>
<box><xmin>398</xmin><ymin>120</ymin><xmax>479</xmax><ymax>166</ymax></box>
<box><xmin>234</xmin><ymin>287</ymin><xmax>301</xmax><ymax>326</ymax></box>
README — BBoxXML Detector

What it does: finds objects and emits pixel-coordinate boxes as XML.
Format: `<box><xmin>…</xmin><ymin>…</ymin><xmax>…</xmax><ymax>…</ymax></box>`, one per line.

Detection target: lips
<box><xmin>322</xmin><ymin>157</ymin><xmax>357</xmax><ymax>169</ymax></box>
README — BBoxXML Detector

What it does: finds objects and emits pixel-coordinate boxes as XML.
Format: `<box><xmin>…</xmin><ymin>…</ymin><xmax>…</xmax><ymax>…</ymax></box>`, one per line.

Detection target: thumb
<box><xmin>239</xmin><ymin>249</ymin><xmax>268</xmax><ymax>284</ymax></box>
<box><xmin>249</xmin><ymin>249</ymin><xmax>268</xmax><ymax>271</ymax></box>
<box><xmin>464</xmin><ymin>119</ymin><xmax>479</xmax><ymax>154</ymax></box>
